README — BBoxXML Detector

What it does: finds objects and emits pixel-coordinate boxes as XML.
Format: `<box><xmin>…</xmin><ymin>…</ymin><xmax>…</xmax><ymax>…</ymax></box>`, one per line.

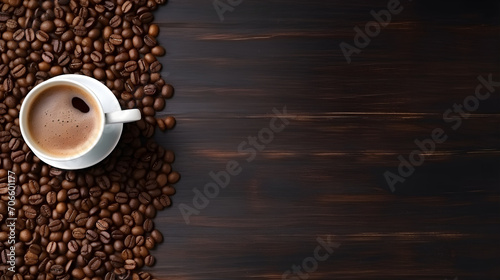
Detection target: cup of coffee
<box><xmin>20</xmin><ymin>76</ymin><xmax>141</xmax><ymax>162</ymax></box>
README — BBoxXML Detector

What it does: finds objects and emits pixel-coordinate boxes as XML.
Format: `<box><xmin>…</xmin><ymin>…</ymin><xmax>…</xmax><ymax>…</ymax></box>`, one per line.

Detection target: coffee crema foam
<box><xmin>26</xmin><ymin>85</ymin><xmax>102</xmax><ymax>158</ymax></box>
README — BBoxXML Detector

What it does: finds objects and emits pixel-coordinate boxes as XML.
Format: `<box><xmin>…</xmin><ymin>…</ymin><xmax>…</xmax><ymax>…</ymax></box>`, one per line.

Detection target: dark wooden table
<box><xmin>151</xmin><ymin>0</ymin><xmax>500</xmax><ymax>279</ymax></box>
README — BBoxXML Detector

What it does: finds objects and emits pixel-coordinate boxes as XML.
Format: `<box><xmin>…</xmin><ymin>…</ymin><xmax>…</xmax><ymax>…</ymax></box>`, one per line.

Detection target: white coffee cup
<box><xmin>20</xmin><ymin>76</ymin><xmax>141</xmax><ymax>163</ymax></box>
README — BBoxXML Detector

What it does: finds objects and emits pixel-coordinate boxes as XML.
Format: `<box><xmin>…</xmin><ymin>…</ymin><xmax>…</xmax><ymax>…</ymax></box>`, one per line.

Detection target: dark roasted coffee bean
<box><xmin>144</xmin><ymin>255</ymin><xmax>155</xmax><ymax>266</ymax></box>
<box><xmin>150</xmin><ymin>60</ymin><xmax>161</xmax><ymax>72</ymax></box>
<box><xmin>52</xmin><ymin>39</ymin><xmax>63</xmax><ymax>53</ymax></box>
<box><xmin>96</xmin><ymin>219</ymin><xmax>109</xmax><ymax>231</ymax></box>
<box><xmin>72</xmin><ymin>228</ymin><xmax>86</xmax><ymax>239</ymax></box>
<box><xmin>143</xmin><ymin>219</ymin><xmax>154</xmax><ymax>232</ymax></box>
<box><xmin>0</xmin><ymin>64</ymin><xmax>8</xmax><ymax>77</ymax></box>
<box><xmin>10</xmin><ymin>126</ymin><xmax>21</xmax><ymax>137</ymax></box>
<box><xmin>122</xmin><ymin>1</ymin><xmax>133</xmax><ymax>13</ymax></box>
<box><xmin>140</xmin><ymin>12</ymin><xmax>154</xmax><ymax>23</ymax></box>
<box><xmin>124</xmin><ymin>235</ymin><xmax>136</xmax><ymax>248</ymax></box>
<box><xmin>109</xmin><ymin>34</ymin><xmax>123</xmax><ymax>45</ymax></box>
<box><xmin>25</xmin><ymin>28</ymin><xmax>35</xmax><ymax>42</ymax></box>
<box><xmin>110</xmin><ymin>15</ymin><xmax>121</xmax><ymax>28</ymax></box>
<box><xmin>89</xmin><ymin>257</ymin><xmax>102</xmax><ymax>270</ymax></box>
<box><xmin>86</xmin><ymin>229</ymin><xmax>99</xmax><ymax>241</ymax></box>
<box><xmin>144</xmin><ymin>84</ymin><xmax>156</xmax><ymax>95</ymax></box>
<box><xmin>110</xmin><ymin>254</ymin><xmax>124</xmax><ymax>268</ymax></box>
<box><xmin>8</xmin><ymin>138</ymin><xmax>21</xmax><ymax>150</ymax></box>
<box><xmin>144</xmin><ymin>35</ymin><xmax>157</xmax><ymax>47</ymax></box>
<box><xmin>67</xmin><ymin>188</ymin><xmax>80</xmax><ymax>200</ymax></box>
<box><xmin>124</xmin><ymin>61</ymin><xmax>137</xmax><ymax>72</ymax></box>
<box><xmin>151</xmin><ymin>229</ymin><xmax>163</xmax><ymax>243</ymax></box>
<box><xmin>115</xmin><ymin>192</ymin><xmax>128</xmax><ymax>203</ymax></box>
<box><xmin>58</xmin><ymin>52</ymin><xmax>71</xmax><ymax>66</ymax></box>
<box><xmin>73</xmin><ymin>25</ymin><xmax>87</xmax><ymax>36</ymax></box>
<box><xmin>138</xmin><ymin>192</ymin><xmax>152</xmax><ymax>204</ymax></box>
<box><xmin>13</xmin><ymin>29</ymin><xmax>24</xmax><ymax>41</ymax></box>
<box><xmin>68</xmin><ymin>240</ymin><xmax>79</xmax><ymax>253</ymax></box>
<box><xmin>36</xmin><ymin>30</ymin><xmax>49</xmax><ymax>42</ymax></box>
<box><xmin>24</xmin><ymin>251</ymin><xmax>38</xmax><ymax>265</ymax></box>
<box><xmin>46</xmin><ymin>241</ymin><xmax>57</xmax><ymax>253</ymax></box>
<box><xmin>3</xmin><ymin>78</ymin><xmax>13</xmax><ymax>92</ymax></box>
<box><xmin>10</xmin><ymin>150</ymin><xmax>24</xmax><ymax>163</ymax></box>
<box><xmin>46</xmin><ymin>191</ymin><xmax>57</xmax><ymax>205</ymax></box>
<box><xmin>100</xmin><ymin>231</ymin><xmax>111</xmax><ymax>244</ymax></box>
<box><xmin>80</xmin><ymin>243</ymin><xmax>92</xmax><ymax>257</ymax></box>
<box><xmin>28</xmin><ymin>194</ymin><xmax>44</xmax><ymax>205</ymax></box>
<box><xmin>42</xmin><ymin>52</ymin><xmax>55</xmax><ymax>63</ymax></box>
<box><xmin>50</xmin><ymin>264</ymin><xmax>64</xmax><ymax>276</ymax></box>
<box><xmin>49</xmin><ymin>220</ymin><xmax>63</xmax><ymax>232</ymax></box>
<box><xmin>24</xmin><ymin>206</ymin><xmax>37</xmax><ymax>219</ymax></box>
<box><xmin>12</xmin><ymin>64</ymin><xmax>26</xmax><ymax>78</ymax></box>
<box><xmin>91</xmin><ymin>51</ymin><xmax>103</xmax><ymax>62</ymax></box>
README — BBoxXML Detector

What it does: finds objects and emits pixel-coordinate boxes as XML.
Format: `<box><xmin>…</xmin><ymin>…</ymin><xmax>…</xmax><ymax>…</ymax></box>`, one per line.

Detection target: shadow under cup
<box><xmin>20</xmin><ymin>79</ymin><xmax>105</xmax><ymax>162</ymax></box>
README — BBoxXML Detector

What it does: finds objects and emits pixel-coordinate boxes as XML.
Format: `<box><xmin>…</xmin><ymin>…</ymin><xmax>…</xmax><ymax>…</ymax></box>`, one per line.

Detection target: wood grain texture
<box><xmin>150</xmin><ymin>0</ymin><xmax>500</xmax><ymax>279</ymax></box>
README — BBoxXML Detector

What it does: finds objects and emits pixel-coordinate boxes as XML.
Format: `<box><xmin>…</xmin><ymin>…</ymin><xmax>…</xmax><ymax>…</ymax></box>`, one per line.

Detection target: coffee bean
<box><xmin>73</xmin><ymin>25</ymin><xmax>87</xmax><ymax>37</ymax></box>
<box><xmin>145</xmin><ymin>255</ymin><xmax>155</xmax><ymax>266</ymax></box>
<box><xmin>123</xmin><ymin>259</ymin><xmax>136</xmax><ymax>270</ymax></box>
<box><xmin>151</xmin><ymin>229</ymin><xmax>163</xmax><ymax>243</ymax></box>
<box><xmin>91</xmin><ymin>51</ymin><xmax>103</xmax><ymax>62</ymax></box>
<box><xmin>10</xmin><ymin>126</ymin><xmax>21</xmax><ymax>137</ymax></box>
<box><xmin>0</xmin><ymin>64</ymin><xmax>8</xmax><ymax>77</ymax></box>
<box><xmin>68</xmin><ymin>240</ymin><xmax>79</xmax><ymax>253</ymax></box>
<box><xmin>8</xmin><ymin>138</ymin><xmax>21</xmax><ymax>151</ymax></box>
<box><xmin>47</xmin><ymin>241</ymin><xmax>57</xmax><ymax>253</ymax></box>
<box><xmin>80</xmin><ymin>243</ymin><xmax>92</xmax><ymax>258</ymax></box>
<box><xmin>138</xmin><ymin>192</ymin><xmax>152</xmax><ymax>204</ymax></box>
<box><xmin>49</xmin><ymin>220</ymin><xmax>63</xmax><ymax>232</ymax></box>
<box><xmin>100</xmin><ymin>230</ymin><xmax>111</xmax><ymax>244</ymax></box>
<box><xmin>86</xmin><ymin>229</ymin><xmax>99</xmax><ymax>241</ymax></box>
<box><xmin>122</xmin><ymin>1</ymin><xmax>133</xmax><ymax>13</ymax></box>
<box><xmin>13</xmin><ymin>29</ymin><xmax>24</xmax><ymax>41</ymax></box>
<box><xmin>144</xmin><ymin>35</ymin><xmax>157</xmax><ymax>47</ymax></box>
<box><xmin>36</xmin><ymin>30</ymin><xmax>49</xmax><ymax>42</ymax></box>
<box><xmin>24</xmin><ymin>28</ymin><xmax>35</xmax><ymax>42</ymax></box>
<box><xmin>89</xmin><ymin>257</ymin><xmax>102</xmax><ymax>270</ymax></box>
<box><xmin>110</xmin><ymin>254</ymin><xmax>124</xmax><ymax>268</ymax></box>
<box><xmin>46</xmin><ymin>191</ymin><xmax>57</xmax><ymax>205</ymax></box>
<box><xmin>9</xmin><ymin>150</ymin><xmax>23</xmax><ymax>163</ymax></box>
<box><xmin>124</xmin><ymin>235</ymin><xmax>136</xmax><ymax>248</ymax></box>
<box><xmin>109</xmin><ymin>34</ymin><xmax>123</xmax><ymax>45</ymax></box>
<box><xmin>96</xmin><ymin>219</ymin><xmax>110</xmax><ymax>231</ymax></box>
<box><xmin>28</xmin><ymin>194</ymin><xmax>44</xmax><ymax>205</ymax></box>
<box><xmin>139</xmin><ymin>12</ymin><xmax>154</xmax><ymax>23</ymax></box>
<box><xmin>50</xmin><ymin>264</ymin><xmax>64</xmax><ymax>276</ymax></box>
<box><xmin>72</xmin><ymin>228</ymin><xmax>86</xmax><ymax>239</ymax></box>
<box><xmin>3</xmin><ymin>77</ymin><xmax>13</xmax><ymax>92</ymax></box>
<box><xmin>124</xmin><ymin>61</ymin><xmax>137</xmax><ymax>72</ymax></box>
<box><xmin>150</xmin><ymin>61</ymin><xmax>161</xmax><ymax>72</ymax></box>
<box><xmin>58</xmin><ymin>52</ymin><xmax>70</xmax><ymax>66</ymax></box>
<box><xmin>67</xmin><ymin>188</ymin><xmax>80</xmax><ymax>200</ymax></box>
<box><xmin>112</xmin><ymin>230</ymin><xmax>125</xmax><ymax>240</ymax></box>
<box><xmin>115</xmin><ymin>192</ymin><xmax>129</xmax><ymax>204</ymax></box>
<box><xmin>24</xmin><ymin>251</ymin><xmax>39</xmax><ymax>265</ymax></box>
<box><xmin>24</xmin><ymin>206</ymin><xmax>37</xmax><ymax>219</ymax></box>
<box><xmin>12</xmin><ymin>64</ymin><xmax>26</xmax><ymax>78</ymax></box>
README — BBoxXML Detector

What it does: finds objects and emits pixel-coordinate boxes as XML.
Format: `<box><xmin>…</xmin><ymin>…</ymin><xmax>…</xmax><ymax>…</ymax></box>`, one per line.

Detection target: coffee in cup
<box><xmin>24</xmin><ymin>84</ymin><xmax>103</xmax><ymax>158</ymax></box>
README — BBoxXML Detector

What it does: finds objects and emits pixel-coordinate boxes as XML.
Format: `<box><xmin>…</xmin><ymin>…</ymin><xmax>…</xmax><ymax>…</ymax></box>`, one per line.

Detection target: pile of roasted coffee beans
<box><xmin>0</xmin><ymin>0</ymin><xmax>179</xmax><ymax>279</ymax></box>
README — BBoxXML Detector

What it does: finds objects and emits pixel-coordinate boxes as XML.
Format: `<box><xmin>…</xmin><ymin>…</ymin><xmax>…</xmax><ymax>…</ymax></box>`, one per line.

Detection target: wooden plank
<box><xmin>149</xmin><ymin>0</ymin><xmax>500</xmax><ymax>279</ymax></box>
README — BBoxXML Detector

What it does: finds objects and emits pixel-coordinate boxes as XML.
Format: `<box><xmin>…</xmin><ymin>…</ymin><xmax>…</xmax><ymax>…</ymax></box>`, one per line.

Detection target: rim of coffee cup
<box><xmin>20</xmin><ymin>78</ymin><xmax>106</xmax><ymax>162</ymax></box>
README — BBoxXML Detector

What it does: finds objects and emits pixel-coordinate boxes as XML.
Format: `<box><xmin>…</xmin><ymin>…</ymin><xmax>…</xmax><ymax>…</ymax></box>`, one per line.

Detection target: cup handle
<box><xmin>105</xmin><ymin>109</ymin><xmax>141</xmax><ymax>124</ymax></box>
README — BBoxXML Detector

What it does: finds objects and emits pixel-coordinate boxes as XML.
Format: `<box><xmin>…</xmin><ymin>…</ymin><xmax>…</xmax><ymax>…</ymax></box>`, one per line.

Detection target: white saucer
<box><xmin>35</xmin><ymin>74</ymin><xmax>123</xmax><ymax>170</ymax></box>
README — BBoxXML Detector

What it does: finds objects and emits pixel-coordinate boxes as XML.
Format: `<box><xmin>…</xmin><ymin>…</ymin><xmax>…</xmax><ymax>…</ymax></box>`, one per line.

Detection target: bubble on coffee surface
<box><xmin>72</xmin><ymin>97</ymin><xmax>90</xmax><ymax>113</ymax></box>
